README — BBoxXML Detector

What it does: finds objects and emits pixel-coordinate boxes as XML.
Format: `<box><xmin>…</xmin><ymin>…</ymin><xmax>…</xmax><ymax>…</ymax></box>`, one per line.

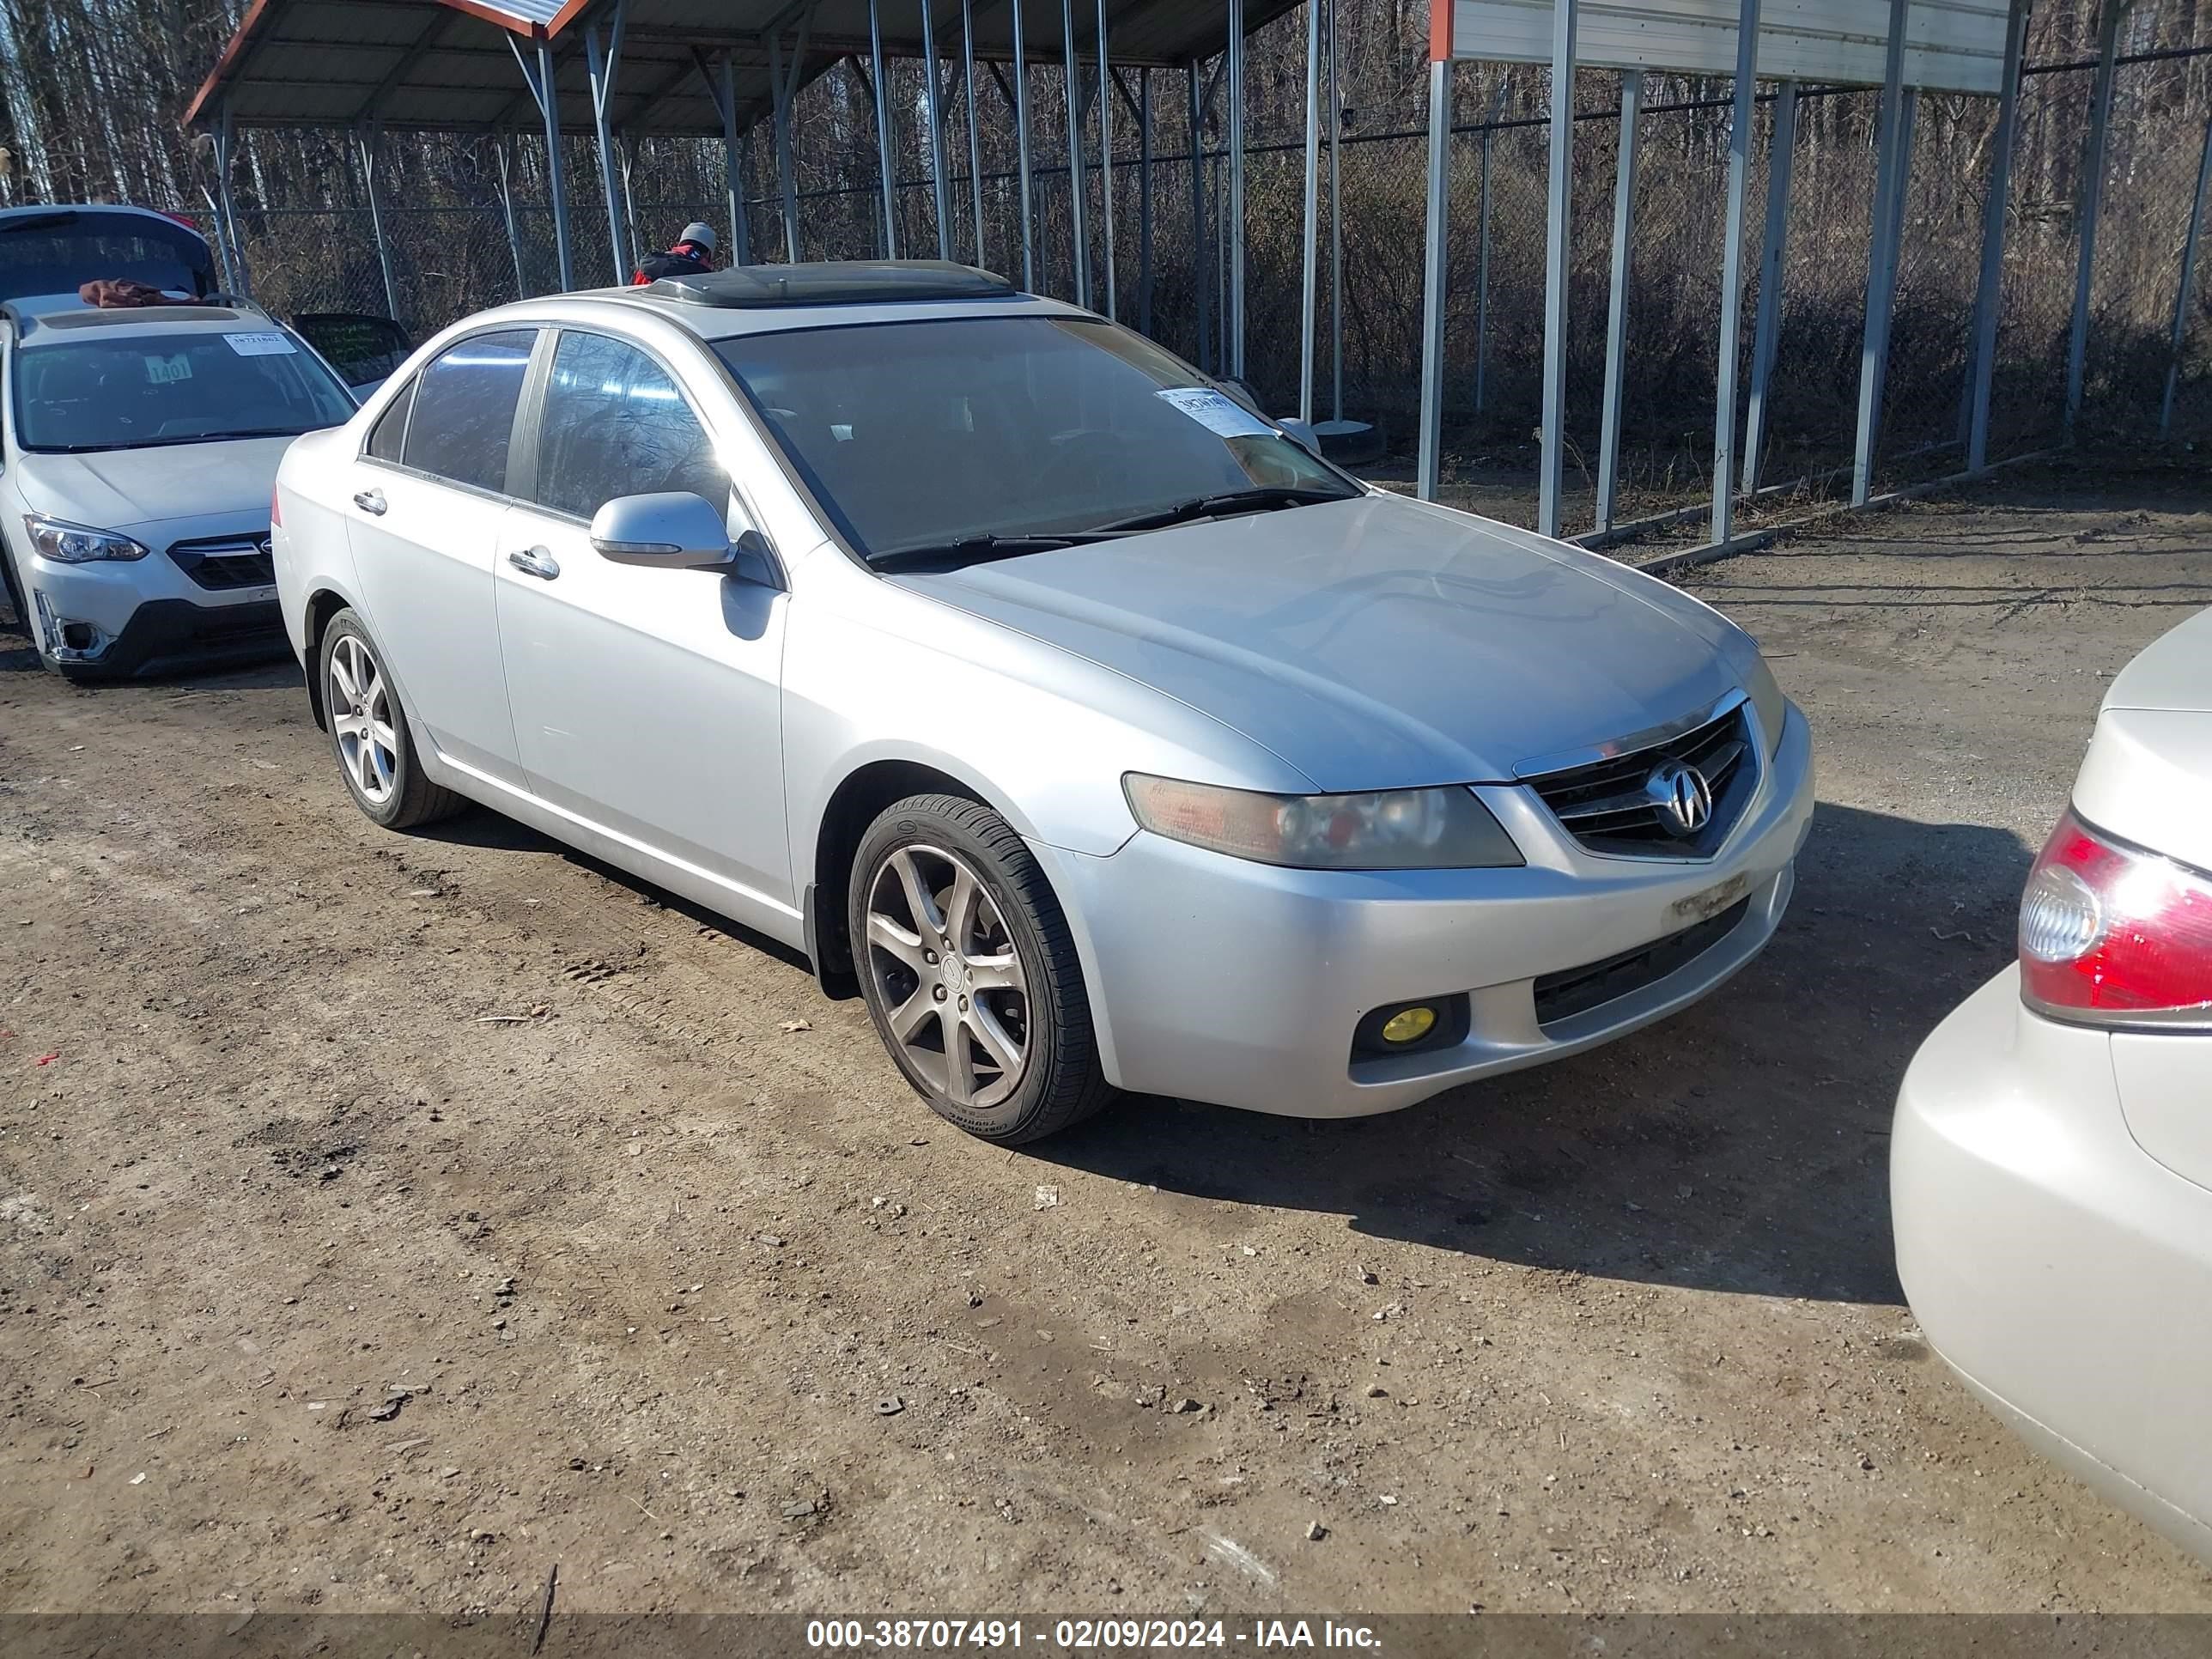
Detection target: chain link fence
<box><xmin>212</xmin><ymin>23</ymin><xmax>2212</xmax><ymax>545</ymax></box>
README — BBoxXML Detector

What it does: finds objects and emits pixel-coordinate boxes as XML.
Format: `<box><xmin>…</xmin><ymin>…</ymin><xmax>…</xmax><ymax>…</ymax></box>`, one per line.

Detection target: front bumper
<box><xmin>1051</xmin><ymin>701</ymin><xmax>1814</xmax><ymax>1118</ymax></box>
<box><xmin>18</xmin><ymin>538</ymin><xmax>283</xmax><ymax>678</ymax></box>
<box><xmin>1892</xmin><ymin>966</ymin><xmax>2212</xmax><ymax>1564</ymax></box>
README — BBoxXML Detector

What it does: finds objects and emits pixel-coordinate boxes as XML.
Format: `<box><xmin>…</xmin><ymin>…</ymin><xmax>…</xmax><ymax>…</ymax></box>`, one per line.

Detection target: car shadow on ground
<box><xmin>1031</xmin><ymin>801</ymin><xmax>2034</xmax><ymax>1309</ymax></box>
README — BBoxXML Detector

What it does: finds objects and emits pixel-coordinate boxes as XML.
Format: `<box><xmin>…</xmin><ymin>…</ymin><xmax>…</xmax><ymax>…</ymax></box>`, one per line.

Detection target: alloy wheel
<box><xmin>863</xmin><ymin>844</ymin><xmax>1031</xmax><ymax>1111</ymax></box>
<box><xmin>327</xmin><ymin>633</ymin><xmax>399</xmax><ymax>805</ymax></box>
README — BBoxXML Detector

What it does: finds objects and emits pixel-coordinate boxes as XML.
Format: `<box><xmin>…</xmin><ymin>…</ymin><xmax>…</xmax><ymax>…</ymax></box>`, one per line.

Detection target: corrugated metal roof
<box><xmin>187</xmin><ymin>0</ymin><xmax>1301</xmax><ymax>137</ymax></box>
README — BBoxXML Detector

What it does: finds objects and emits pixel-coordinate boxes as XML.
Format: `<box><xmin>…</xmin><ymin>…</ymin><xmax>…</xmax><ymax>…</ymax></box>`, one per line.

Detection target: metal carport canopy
<box><xmin>185</xmin><ymin>0</ymin><xmax>1302</xmax><ymax>136</ymax></box>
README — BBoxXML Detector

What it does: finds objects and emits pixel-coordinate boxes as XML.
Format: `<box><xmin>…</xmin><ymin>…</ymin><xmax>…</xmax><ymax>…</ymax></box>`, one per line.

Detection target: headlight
<box><xmin>1742</xmin><ymin>652</ymin><xmax>1788</xmax><ymax>756</ymax></box>
<box><xmin>22</xmin><ymin>515</ymin><xmax>149</xmax><ymax>563</ymax></box>
<box><xmin>1124</xmin><ymin>775</ymin><xmax>1523</xmax><ymax>870</ymax></box>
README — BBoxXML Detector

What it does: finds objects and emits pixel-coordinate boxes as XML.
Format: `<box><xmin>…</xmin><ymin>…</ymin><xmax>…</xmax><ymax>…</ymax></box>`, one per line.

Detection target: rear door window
<box><xmin>402</xmin><ymin>330</ymin><xmax>534</xmax><ymax>495</ymax></box>
<box><xmin>531</xmin><ymin>331</ymin><xmax>726</xmax><ymax>521</ymax></box>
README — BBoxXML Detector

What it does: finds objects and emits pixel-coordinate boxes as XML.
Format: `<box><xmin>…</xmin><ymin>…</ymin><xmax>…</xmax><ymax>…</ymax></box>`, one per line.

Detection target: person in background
<box><xmin>631</xmin><ymin>222</ymin><xmax>717</xmax><ymax>285</ymax></box>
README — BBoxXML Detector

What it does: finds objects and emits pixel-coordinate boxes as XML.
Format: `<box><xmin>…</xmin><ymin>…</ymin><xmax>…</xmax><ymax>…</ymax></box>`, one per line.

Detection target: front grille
<box><xmin>1533</xmin><ymin>898</ymin><xmax>1752</xmax><ymax>1028</ymax></box>
<box><xmin>1523</xmin><ymin>703</ymin><xmax>1755</xmax><ymax>858</ymax></box>
<box><xmin>167</xmin><ymin>533</ymin><xmax>274</xmax><ymax>592</ymax></box>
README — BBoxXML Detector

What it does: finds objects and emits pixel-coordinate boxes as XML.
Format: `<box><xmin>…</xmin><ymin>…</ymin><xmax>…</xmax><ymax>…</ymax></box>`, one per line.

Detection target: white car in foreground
<box><xmin>1893</xmin><ymin>605</ymin><xmax>2212</xmax><ymax>1564</ymax></box>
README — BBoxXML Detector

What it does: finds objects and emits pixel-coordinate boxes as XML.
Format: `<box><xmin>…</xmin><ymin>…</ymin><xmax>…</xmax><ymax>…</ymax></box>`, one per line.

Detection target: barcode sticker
<box><xmin>223</xmin><ymin>331</ymin><xmax>298</xmax><ymax>357</ymax></box>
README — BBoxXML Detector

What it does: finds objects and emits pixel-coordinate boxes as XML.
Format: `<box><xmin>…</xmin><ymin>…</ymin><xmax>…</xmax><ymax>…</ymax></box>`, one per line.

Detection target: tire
<box><xmin>849</xmin><ymin>793</ymin><xmax>1115</xmax><ymax>1145</ymax></box>
<box><xmin>317</xmin><ymin>607</ymin><xmax>465</xmax><ymax>831</ymax></box>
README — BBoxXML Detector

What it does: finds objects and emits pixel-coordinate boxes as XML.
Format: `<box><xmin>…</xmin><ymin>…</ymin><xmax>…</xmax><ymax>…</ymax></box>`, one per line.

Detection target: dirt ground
<box><xmin>2</xmin><ymin>466</ymin><xmax>2209</xmax><ymax>1623</ymax></box>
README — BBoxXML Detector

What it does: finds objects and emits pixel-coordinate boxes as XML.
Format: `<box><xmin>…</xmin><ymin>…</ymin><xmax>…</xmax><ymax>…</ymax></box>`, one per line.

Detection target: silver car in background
<box><xmin>271</xmin><ymin>262</ymin><xmax>1813</xmax><ymax>1145</ymax></box>
<box><xmin>1893</xmin><ymin>605</ymin><xmax>2212</xmax><ymax>1564</ymax></box>
<box><xmin>0</xmin><ymin>297</ymin><xmax>356</xmax><ymax>677</ymax></box>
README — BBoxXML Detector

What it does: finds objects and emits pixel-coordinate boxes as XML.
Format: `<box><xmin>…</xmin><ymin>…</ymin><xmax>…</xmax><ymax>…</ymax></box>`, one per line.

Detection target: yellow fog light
<box><xmin>1379</xmin><ymin>1006</ymin><xmax>1437</xmax><ymax>1045</ymax></box>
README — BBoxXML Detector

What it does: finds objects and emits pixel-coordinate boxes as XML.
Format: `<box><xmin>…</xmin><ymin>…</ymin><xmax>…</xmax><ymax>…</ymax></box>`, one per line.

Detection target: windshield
<box><xmin>712</xmin><ymin>316</ymin><xmax>1354</xmax><ymax>560</ymax></box>
<box><xmin>0</xmin><ymin>210</ymin><xmax>215</xmax><ymax>303</ymax></box>
<box><xmin>13</xmin><ymin>328</ymin><xmax>357</xmax><ymax>452</ymax></box>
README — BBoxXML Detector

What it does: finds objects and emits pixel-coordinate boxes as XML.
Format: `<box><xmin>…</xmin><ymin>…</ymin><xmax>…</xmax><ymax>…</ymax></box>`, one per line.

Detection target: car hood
<box><xmin>890</xmin><ymin>494</ymin><xmax>1744</xmax><ymax>791</ymax></box>
<box><xmin>14</xmin><ymin>436</ymin><xmax>296</xmax><ymax>536</ymax></box>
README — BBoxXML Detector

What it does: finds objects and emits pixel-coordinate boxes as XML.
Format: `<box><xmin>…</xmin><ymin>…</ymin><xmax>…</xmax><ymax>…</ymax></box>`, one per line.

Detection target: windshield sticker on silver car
<box><xmin>143</xmin><ymin>353</ymin><xmax>192</xmax><ymax>385</ymax></box>
<box><xmin>223</xmin><ymin>331</ymin><xmax>298</xmax><ymax>357</ymax></box>
<box><xmin>1155</xmin><ymin>387</ymin><xmax>1273</xmax><ymax>440</ymax></box>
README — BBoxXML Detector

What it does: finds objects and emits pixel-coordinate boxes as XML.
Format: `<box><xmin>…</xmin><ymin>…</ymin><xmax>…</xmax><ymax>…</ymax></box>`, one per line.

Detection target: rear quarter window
<box><xmin>400</xmin><ymin>330</ymin><xmax>534</xmax><ymax>495</ymax></box>
<box><xmin>366</xmin><ymin>377</ymin><xmax>416</xmax><ymax>464</ymax></box>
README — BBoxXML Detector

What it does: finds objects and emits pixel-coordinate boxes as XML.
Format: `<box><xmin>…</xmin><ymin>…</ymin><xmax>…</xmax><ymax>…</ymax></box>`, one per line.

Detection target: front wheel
<box><xmin>850</xmin><ymin>793</ymin><xmax>1115</xmax><ymax>1145</ymax></box>
<box><xmin>318</xmin><ymin>608</ymin><xmax>463</xmax><ymax>830</ymax></box>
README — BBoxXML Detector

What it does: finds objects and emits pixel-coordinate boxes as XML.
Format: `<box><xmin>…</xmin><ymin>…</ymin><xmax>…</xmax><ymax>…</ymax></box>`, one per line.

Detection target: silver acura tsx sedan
<box><xmin>270</xmin><ymin>262</ymin><xmax>1814</xmax><ymax>1145</ymax></box>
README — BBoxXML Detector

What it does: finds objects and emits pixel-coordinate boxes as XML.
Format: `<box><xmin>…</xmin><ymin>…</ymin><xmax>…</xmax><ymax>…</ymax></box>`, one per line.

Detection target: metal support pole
<box><xmin>585</xmin><ymin>0</ymin><xmax>629</xmax><ymax>285</ymax></box>
<box><xmin>1416</xmin><ymin>58</ymin><xmax>1453</xmax><ymax>502</ymax></box>
<box><xmin>1328</xmin><ymin>0</ymin><xmax>1344</xmax><ymax>423</ymax></box>
<box><xmin>212</xmin><ymin>102</ymin><xmax>250</xmax><ymax>298</ymax></box>
<box><xmin>768</xmin><ymin>33</ymin><xmax>801</xmax><ymax>262</ymax></box>
<box><xmin>1139</xmin><ymin>70</ymin><xmax>1155</xmax><ymax>334</ymax></box>
<box><xmin>1227</xmin><ymin>0</ymin><xmax>1246</xmax><ymax>380</ymax></box>
<box><xmin>1595</xmin><ymin>71</ymin><xmax>1643</xmax><ymax>534</ymax></box>
<box><xmin>1299</xmin><ymin>0</ymin><xmax>1322</xmax><ymax>423</ymax></box>
<box><xmin>1850</xmin><ymin>0</ymin><xmax>1910</xmax><ymax>507</ymax></box>
<box><xmin>1536</xmin><ymin>0</ymin><xmax>1578</xmax><ymax>538</ymax></box>
<box><xmin>355</xmin><ymin>123</ymin><xmax>401</xmax><ymax>320</ymax></box>
<box><xmin>921</xmin><ymin>0</ymin><xmax>951</xmax><ymax>260</ymax></box>
<box><xmin>1741</xmin><ymin>80</ymin><xmax>1797</xmax><ymax>494</ymax></box>
<box><xmin>1189</xmin><ymin>64</ymin><xmax>1210</xmax><ymax>371</ymax></box>
<box><xmin>2065</xmin><ymin>0</ymin><xmax>2126</xmax><ymax>436</ymax></box>
<box><xmin>963</xmin><ymin>0</ymin><xmax>985</xmax><ymax>265</ymax></box>
<box><xmin>1062</xmin><ymin>0</ymin><xmax>1089</xmax><ymax>306</ymax></box>
<box><xmin>726</xmin><ymin>59</ymin><xmax>752</xmax><ymax>265</ymax></box>
<box><xmin>869</xmin><ymin>0</ymin><xmax>898</xmax><ymax>258</ymax></box>
<box><xmin>1476</xmin><ymin>80</ymin><xmax>1505</xmax><ymax>413</ymax></box>
<box><xmin>1965</xmin><ymin>0</ymin><xmax>2027</xmax><ymax>471</ymax></box>
<box><xmin>1098</xmin><ymin>0</ymin><xmax>1116</xmax><ymax>318</ymax></box>
<box><xmin>1868</xmin><ymin>88</ymin><xmax>1916</xmax><ymax>424</ymax></box>
<box><xmin>1013</xmin><ymin>1</ymin><xmax>1036</xmax><ymax>288</ymax></box>
<box><xmin>511</xmin><ymin>36</ymin><xmax>574</xmax><ymax>290</ymax></box>
<box><xmin>1708</xmin><ymin>0</ymin><xmax>1760</xmax><ymax>546</ymax></box>
<box><xmin>493</xmin><ymin>133</ymin><xmax>528</xmax><ymax>295</ymax></box>
<box><xmin>2162</xmin><ymin>112</ymin><xmax>2212</xmax><ymax>436</ymax></box>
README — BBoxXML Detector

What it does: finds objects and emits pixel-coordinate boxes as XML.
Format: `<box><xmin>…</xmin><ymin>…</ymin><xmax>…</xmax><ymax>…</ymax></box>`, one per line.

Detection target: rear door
<box><xmin>343</xmin><ymin>327</ymin><xmax>535</xmax><ymax>788</ymax></box>
<box><xmin>492</xmin><ymin>326</ymin><xmax>793</xmax><ymax>915</ymax></box>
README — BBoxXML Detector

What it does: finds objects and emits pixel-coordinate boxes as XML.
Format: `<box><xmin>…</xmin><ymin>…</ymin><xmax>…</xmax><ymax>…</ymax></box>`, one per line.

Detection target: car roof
<box><xmin>0</xmin><ymin>204</ymin><xmax>208</xmax><ymax>239</ymax></box>
<box><xmin>7</xmin><ymin>303</ymin><xmax>283</xmax><ymax>347</ymax></box>
<box><xmin>448</xmin><ymin>262</ymin><xmax>1087</xmax><ymax>346</ymax></box>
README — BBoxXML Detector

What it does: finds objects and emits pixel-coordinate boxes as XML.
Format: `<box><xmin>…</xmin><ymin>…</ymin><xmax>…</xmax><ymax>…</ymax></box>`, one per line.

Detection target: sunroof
<box><xmin>642</xmin><ymin>260</ymin><xmax>1018</xmax><ymax>309</ymax></box>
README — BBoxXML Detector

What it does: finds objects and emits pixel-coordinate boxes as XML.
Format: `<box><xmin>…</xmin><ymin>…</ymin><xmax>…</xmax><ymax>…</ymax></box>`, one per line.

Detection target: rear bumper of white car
<box><xmin>1048</xmin><ymin>702</ymin><xmax>1814</xmax><ymax>1119</ymax></box>
<box><xmin>1892</xmin><ymin>965</ymin><xmax>2212</xmax><ymax>1564</ymax></box>
<box><xmin>17</xmin><ymin>537</ymin><xmax>283</xmax><ymax>676</ymax></box>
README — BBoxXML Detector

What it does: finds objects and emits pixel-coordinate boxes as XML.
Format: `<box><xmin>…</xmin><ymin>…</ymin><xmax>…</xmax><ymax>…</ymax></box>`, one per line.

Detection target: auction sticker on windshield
<box><xmin>1156</xmin><ymin>386</ymin><xmax>1273</xmax><ymax>440</ymax></box>
<box><xmin>143</xmin><ymin>353</ymin><xmax>192</xmax><ymax>384</ymax></box>
<box><xmin>223</xmin><ymin>331</ymin><xmax>298</xmax><ymax>356</ymax></box>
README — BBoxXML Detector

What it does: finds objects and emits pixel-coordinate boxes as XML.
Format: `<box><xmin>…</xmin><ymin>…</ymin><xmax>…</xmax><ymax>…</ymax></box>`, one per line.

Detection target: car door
<box><xmin>493</xmin><ymin>326</ymin><xmax>793</xmax><ymax>916</ymax></box>
<box><xmin>343</xmin><ymin>328</ymin><xmax>534</xmax><ymax>788</ymax></box>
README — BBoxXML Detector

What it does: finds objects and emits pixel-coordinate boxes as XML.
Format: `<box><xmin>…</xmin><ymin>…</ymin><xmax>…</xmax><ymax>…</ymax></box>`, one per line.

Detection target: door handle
<box><xmin>352</xmin><ymin>487</ymin><xmax>386</xmax><ymax>516</ymax></box>
<box><xmin>507</xmin><ymin>547</ymin><xmax>561</xmax><ymax>580</ymax></box>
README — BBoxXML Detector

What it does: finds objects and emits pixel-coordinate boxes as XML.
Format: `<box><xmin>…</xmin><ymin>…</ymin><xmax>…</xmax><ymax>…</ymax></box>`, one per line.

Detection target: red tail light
<box><xmin>2019</xmin><ymin>808</ymin><xmax>2212</xmax><ymax>1026</ymax></box>
<box><xmin>270</xmin><ymin>484</ymin><xmax>283</xmax><ymax>529</ymax></box>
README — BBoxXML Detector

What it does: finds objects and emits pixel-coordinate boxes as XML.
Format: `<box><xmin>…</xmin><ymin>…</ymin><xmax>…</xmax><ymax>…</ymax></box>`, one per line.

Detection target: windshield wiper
<box><xmin>871</xmin><ymin>533</ymin><xmax>1091</xmax><ymax>571</ymax></box>
<box><xmin>1089</xmin><ymin>484</ymin><xmax>1354</xmax><ymax>536</ymax></box>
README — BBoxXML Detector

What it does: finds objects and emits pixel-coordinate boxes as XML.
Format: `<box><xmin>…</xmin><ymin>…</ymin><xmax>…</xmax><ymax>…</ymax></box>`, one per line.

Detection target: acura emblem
<box><xmin>1645</xmin><ymin>759</ymin><xmax>1714</xmax><ymax>837</ymax></box>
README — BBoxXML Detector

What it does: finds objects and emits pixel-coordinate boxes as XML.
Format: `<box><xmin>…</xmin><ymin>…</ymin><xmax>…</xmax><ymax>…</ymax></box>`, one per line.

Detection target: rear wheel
<box><xmin>850</xmin><ymin>793</ymin><xmax>1115</xmax><ymax>1145</ymax></box>
<box><xmin>318</xmin><ymin>608</ymin><xmax>463</xmax><ymax>830</ymax></box>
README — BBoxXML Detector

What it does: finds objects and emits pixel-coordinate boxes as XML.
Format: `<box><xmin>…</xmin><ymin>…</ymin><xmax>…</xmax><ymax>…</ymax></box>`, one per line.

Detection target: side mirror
<box><xmin>1276</xmin><ymin>417</ymin><xmax>1325</xmax><ymax>460</ymax></box>
<box><xmin>590</xmin><ymin>491</ymin><xmax>743</xmax><ymax>571</ymax></box>
<box><xmin>1216</xmin><ymin>376</ymin><xmax>1265</xmax><ymax>416</ymax></box>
